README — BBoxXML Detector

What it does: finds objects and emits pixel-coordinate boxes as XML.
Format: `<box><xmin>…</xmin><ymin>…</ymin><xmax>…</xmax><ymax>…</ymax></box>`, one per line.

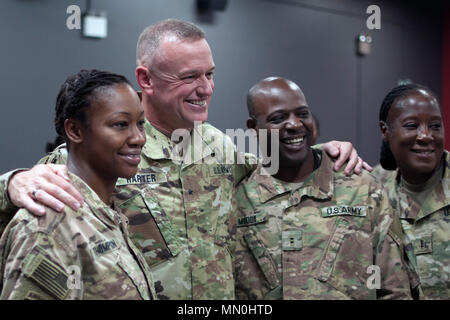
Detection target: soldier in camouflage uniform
<box><xmin>0</xmin><ymin>70</ymin><xmax>155</xmax><ymax>300</ymax></box>
<box><xmin>376</xmin><ymin>84</ymin><xmax>449</xmax><ymax>299</ymax></box>
<box><xmin>1</xmin><ymin>173</ymin><xmax>155</xmax><ymax>300</ymax></box>
<box><xmin>0</xmin><ymin>20</ymin><xmax>370</xmax><ymax>300</ymax></box>
<box><xmin>37</xmin><ymin>120</ymin><xmax>253</xmax><ymax>300</ymax></box>
<box><xmin>234</xmin><ymin>77</ymin><xmax>412</xmax><ymax>299</ymax></box>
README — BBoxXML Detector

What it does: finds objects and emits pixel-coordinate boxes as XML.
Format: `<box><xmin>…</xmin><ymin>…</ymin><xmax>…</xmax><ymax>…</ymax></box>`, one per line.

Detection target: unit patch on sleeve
<box><xmin>22</xmin><ymin>251</ymin><xmax>70</xmax><ymax>300</ymax></box>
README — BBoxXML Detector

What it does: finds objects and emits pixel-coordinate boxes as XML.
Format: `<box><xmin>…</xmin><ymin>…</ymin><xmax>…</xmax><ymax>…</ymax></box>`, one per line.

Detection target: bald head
<box><xmin>246</xmin><ymin>76</ymin><xmax>314</xmax><ymax>178</ymax></box>
<box><xmin>247</xmin><ymin>77</ymin><xmax>307</xmax><ymax>118</ymax></box>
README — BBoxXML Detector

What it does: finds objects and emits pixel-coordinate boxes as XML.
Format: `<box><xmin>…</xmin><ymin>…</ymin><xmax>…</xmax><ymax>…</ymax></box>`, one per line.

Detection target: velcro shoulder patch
<box><xmin>24</xmin><ymin>290</ymin><xmax>48</xmax><ymax>300</ymax></box>
<box><xmin>208</xmin><ymin>165</ymin><xmax>233</xmax><ymax>177</ymax></box>
<box><xmin>116</xmin><ymin>173</ymin><xmax>167</xmax><ymax>186</ymax></box>
<box><xmin>321</xmin><ymin>205</ymin><xmax>367</xmax><ymax>218</ymax></box>
<box><xmin>92</xmin><ymin>239</ymin><xmax>119</xmax><ymax>256</ymax></box>
<box><xmin>22</xmin><ymin>251</ymin><xmax>69</xmax><ymax>300</ymax></box>
<box><xmin>237</xmin><ymin>211</ymin><xmax>267</xmax><ymax>227</ymax></box>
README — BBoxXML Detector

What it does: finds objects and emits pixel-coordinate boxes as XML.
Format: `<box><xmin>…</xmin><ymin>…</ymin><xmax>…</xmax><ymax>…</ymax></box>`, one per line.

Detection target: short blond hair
<box><xmin>136</xmin><ymin>19</ymin><xmax>205</xmax><ymax>66</ymax></box>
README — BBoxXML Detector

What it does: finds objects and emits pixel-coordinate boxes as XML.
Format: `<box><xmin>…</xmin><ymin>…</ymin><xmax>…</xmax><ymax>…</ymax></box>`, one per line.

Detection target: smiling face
<box><xmin>382</xmin><ymin>89</ymin><xmax>444</xmax><ymax>184</ymax></box>
<box><xmin>79</xmin><ymin>83</ymin><xmax>146</xmax><ymax>181</ymax></box>
<box><xmin>144</xmin><ymin>37</ymin><xmax>215</xmax><ymax>133</ymax></box>
<box><xmin>249</xmin><ymin>78</ymin><xmax>313</xmax><ymax>168</ymax></box>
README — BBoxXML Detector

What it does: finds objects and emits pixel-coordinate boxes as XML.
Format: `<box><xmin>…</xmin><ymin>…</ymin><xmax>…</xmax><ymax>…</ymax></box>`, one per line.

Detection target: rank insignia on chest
<box><xmin>412</xmin><ymin>235</ymin><xmax>433</xmax><ymax>255</ymax></box>
<box><xmin>208</xmin><ymin>165</ymin><xmax>232</xmax><ymax>176</ymax></box>
<box><xmin>321</xmin><ymin>205</ymin><xmax>367</xmax><ymax>218</ymax></box>
<box><xmin>116</xmin><ymin>173</ymin><xmax>168</xmax><ymax>185</ymax></box>
<box><xmin>282</xmin><ymin>230</ymin><xmax>302</xmax><ymax>251</ymax></box>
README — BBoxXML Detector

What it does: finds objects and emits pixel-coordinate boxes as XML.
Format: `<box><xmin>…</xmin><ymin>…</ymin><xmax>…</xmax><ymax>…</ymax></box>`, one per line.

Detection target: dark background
<box><xmin>0</xmin><ymin>0</ymin><xmax>447</xmax><ymax>172</ymax></box>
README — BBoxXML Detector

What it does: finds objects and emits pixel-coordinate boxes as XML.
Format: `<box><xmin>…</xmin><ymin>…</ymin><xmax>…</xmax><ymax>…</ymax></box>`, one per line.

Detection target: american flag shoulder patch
<box><xmin>22</xmin><ymin>248</ymin><xmax>69</xmax><ymax>300</ymax></box>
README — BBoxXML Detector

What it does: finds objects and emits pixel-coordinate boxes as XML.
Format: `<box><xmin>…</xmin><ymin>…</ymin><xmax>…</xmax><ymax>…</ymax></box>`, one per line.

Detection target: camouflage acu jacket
<box><xmin>0</xmin><ymin>170</ymin><xmax>23</xmax><ymax>236</ymax></box>
<box><xmin>234</xmin><ymin>150</ymin><xmax>412</xmax><ymax>300</ymax></box>
<box><xmin>382</xmin><ymin>150</ymin><xmax>450</xmax><ymax>299</ymax></box>
<box><xmin>372</xmin><ymin>164</ymin><xmax>396</xmax><ymax>185</ymax></box>
<box><xmin>0</xmin><ymin>173</ymin><xmax>155</xmax><ymax>300</ymax></box>
<box><xmin>16</xmin><ymin>120</ymin><xmax>255</xmax><ymax>299</ymax></box>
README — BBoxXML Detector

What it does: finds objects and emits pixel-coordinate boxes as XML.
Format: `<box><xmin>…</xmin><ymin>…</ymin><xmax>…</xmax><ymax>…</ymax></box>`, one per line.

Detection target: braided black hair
<box><xmin>379</xmin><ymin>83</ymin><xmax>437</xmax><ymax>170</ymax></box>
<box><xmin>54</xmin><ymin>69</ymin><xmax>131</xmax><ymax>144</ymax></box>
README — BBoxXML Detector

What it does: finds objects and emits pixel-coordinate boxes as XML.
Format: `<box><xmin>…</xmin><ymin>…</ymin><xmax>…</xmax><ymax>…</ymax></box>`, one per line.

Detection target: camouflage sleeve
<box><xmin>0</xmin><ymin>170</ymin><xmax>27</xmax><ymax>236</ymax></box>
<box><xmin>0</xmin><ymin>144</ymin><xmax>66</xmax><ymax>219</ymax></box>
<box><xmin>374</xmin><ymin>189</ymin><xmax>413</xmax><ymax>300</ymax></box>
<box><xmin>0</xmin><ymin>169</ymin><xmax>26</xmax><ymax>214</ymax></box>
<box><xmin>234</xmin><ymin>184</ymin><xmax>250</xmax><ymax>299</ymax></box>
<box><xmin>0</xmin><ymin>146</ymin><xmax>68</xmax><ymax>236</ymax></box>
<box><xmin>1</xmin><ymin>220</ymin><xmax>78</xmax><ymax>300</ymax></box>
<box><xmin>234</xmin><ymin>152</ymin><xmax>258</xmax><ymax>184</ymax></box>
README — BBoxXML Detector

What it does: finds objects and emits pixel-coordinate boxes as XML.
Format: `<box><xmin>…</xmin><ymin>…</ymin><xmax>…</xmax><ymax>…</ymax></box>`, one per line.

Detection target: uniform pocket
<box><xmin>83</xmin><ymin>249</ymin><xmax>144</xmax><ymax>300</ymax></box>
<box><xmin>243</xmin><ymin>228</ymin><xmax>280</xmax><ymax>289</ymax></box>
<box><xmin>315</xmin><ymin>217</ymin><xmax>372</xmax><ymax>299</ymax></box>
<box><xmin>118</xmin><ymin>187</ymin><xmax>181</xmax><ymax>267</ymax></box>
<box><xmin>316</xmin><ymin>218</ymin><xmax>351</xmax><ymax>282</ymax></box>
<box><xmin>411</xmin><ymin>232</ymin><xmax>435</xmax><ymax>282</ymax></box>
<box><xmin>413</xmin><ymin>233</ymin><xmax>449</xmax><ymax>299</ymax></box>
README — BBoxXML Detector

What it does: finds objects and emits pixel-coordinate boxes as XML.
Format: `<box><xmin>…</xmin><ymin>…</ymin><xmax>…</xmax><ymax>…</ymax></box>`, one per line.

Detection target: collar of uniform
<box><xmin>251</xmin><ymin>164</ymin><xmax>297</xmax><ymax>204</ymax></box>
<box><xmin>397</xmin><ymin>150</ymin><xmax>450</xmax><ymax>221</ymax></box>
<box><xmin>42</xmin><ymin>143</ymin><xmax>68</xmax><ymax>165</ymax></box>
<box><xmin>141</xmin><ymin>120</ymin><xmax>176</xmax><ymax>160</ymax></box>
<box><xmin>182</xmin><ymin>123</ymin><xmax>216</xmax><ymax>167</ymax></box>
<box><xmin>442</xmin><ymin>149</ymin><xmax>450</xmax><ymax>200</ymax></box>
<box><xmin>68</xmin><ymin>172</ymin><xmax>119</xmax><ymax>228</ymax></box>
<box><xmin>141</xmin><ymin>120</ymin><xmax>216</xmax><ymax>163</ymax></box>
<box><xmin>254</xmin><ymin>150</ymin><xmax>334</xmax><ymax>205</ymax></box>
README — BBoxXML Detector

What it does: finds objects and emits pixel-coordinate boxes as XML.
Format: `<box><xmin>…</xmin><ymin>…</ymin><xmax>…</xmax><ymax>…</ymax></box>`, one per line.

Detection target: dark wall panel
<box><xmin>0</xmin><ymin>0</ymin><xmax>443</xmax><ymax>172</ymax></box>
